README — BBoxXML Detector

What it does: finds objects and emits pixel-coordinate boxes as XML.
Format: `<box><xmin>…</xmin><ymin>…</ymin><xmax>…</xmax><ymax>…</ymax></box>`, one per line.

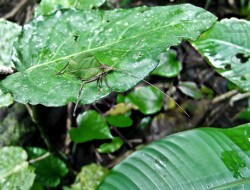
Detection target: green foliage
<box><xmin>98</xmin><ymin>124</ymin><xmax>250</xmax><ymax>189</ymax></box>
<box><xmin>0</xmin><ymin>147</ymin><xmax>35</xmax><ymax>190</ymax></box>
<box><xmin>192</xmin><ymin>18</ymin><xmax>250</xmax><ymax>92</ymax></box>
<box><xmin>0</xmin><ymin>19</ymin><xmax>21</xmax><ymax>67</ymax></box>
<box><xmin>0</xmin><ymin>19</ymin><xmax>21</xmax><ymax>107</ymax></box>
<box><xmin>0</xmin><ymin>104</ymin><xmax>34</xmax><ymax>147</ymax></box>
<box><xmin>151</xmin><ymin>50</ymin><xmax>182</xmax><ymax>78</ymax></box>
<box><xmin>178</xmin><ymin>81</ymin><xmax>204</xmax><ymax>100</ymax></box>
<box><xmin>0</xmin><ymin>5</ymin><xmax>216</xmax><ymax>107</ymax></box>
<box><xmin>35</xmin><ymin>0</ymin><xmax>106</xmax><ymax>17</ymax></box>
<box><xmin>97</xmin><ymin>137</ymin><xmax>123</xmax><ymax>153</ymax></box>
<box><xmin>0</xmin><ymin>89</ymin><xmax>13</xmax><ymax>107</ymax></box>
<box><xmin>27</xmin><ymin>147</ymin><xmax>69</xmax><ymax>187</ymax></box>
<box><xmin>70</xmin><ymin>110</ymin><xmax>113</xmax><ymax>143</ymax></box>
<box><xmin>107</xmin><ymin>112</ymin><xmax>133</xmax><ymax>127</ymax></box>
<box><xmin>126</xmin><ymin>86</ymin><xmax>164</xmax><ymax>114</ymax></box>
<box><xmin>70</xmin><ymin>164</ymin><xmax>109</xmax><ymax>190</ymax></box>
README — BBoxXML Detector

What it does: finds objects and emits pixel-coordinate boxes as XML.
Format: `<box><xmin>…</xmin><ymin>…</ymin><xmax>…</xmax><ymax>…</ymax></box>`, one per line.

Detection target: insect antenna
<box><xmin>112</xmin><ymin>66</ymin><xmax>190</xmax><ymax>118</ymax></box>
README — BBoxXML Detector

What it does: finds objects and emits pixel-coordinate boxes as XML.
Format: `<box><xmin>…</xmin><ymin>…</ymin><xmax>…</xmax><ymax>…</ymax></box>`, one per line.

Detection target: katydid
<box><xmin>57</xmin><ymin>59</ymin><xmax>190</xmax><ymax>117</ymax></box>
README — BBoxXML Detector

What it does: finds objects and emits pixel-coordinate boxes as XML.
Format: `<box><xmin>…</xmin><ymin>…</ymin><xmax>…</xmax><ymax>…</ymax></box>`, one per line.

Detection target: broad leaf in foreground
<box><xmin>192</xmin><ymin>18</ymin><xmax>250</xmax><ymax>92</ymax></box>
<box><xmin>1</xmin><ymin>5</ymin><xmax>216</xmax><ymax>106</ymax></box>
<box><xmin>0</xmin><ymin>146</ymin><xmax>35</xmax><ymax>190</ymax></box>
<box><xmin>98</xmin><ymin>124</ymin><xmax>250</xmax><ymax>189</ymax></box>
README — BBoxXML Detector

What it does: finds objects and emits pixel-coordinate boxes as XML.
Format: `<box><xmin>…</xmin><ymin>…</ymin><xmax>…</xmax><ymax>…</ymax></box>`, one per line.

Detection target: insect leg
<box><xmin>73</xmin><ymin>82</ymin><xmax>85</xmax><ymax>116</ymax></box>
<box><xmin>73</xmin><ymin>75</ymin><xmax>102</xmax><ymax>116</ymax></box>
<box><xmin>56</xmin><ymin>60</ymin><xmax>70</xmax><ymax>75</ymax></box>
<box><xmin>103</xmin><ymin>73</ymin><xmax>112</xmax><ymax>93</ymax></box>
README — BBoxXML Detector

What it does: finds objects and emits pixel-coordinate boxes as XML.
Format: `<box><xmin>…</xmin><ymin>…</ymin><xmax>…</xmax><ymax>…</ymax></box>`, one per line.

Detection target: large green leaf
<box><xmin>98</xmin><ymin>124</ymin><xmax>250</xmax><ymax>189</ymax></box>
<box><xmin>69</xmin><ymin>110</ymin><xmax>113</xmax><ymax>143</ymax></box>
<box><xmin>35</xmin><ymin>0</ymin><xmax>106</xmax><ymax>17</ymax></box>
<box><xmin>192</xmin><ymin>18</ymin><xmax>250</xmax><ymax>92</ymax></box>
<box><xmin>1</xmin><ymin>5</ymin><xmax>216</xmax><ymax>106</ymax></box>
<box><xmin>27</xmin><ymin>147</ymin><xmax>68</xmax><ymax>187</ymax></box>
<box><xmin>0</xmin><ymin>146</ymin><xmax>35</xmax><ymax>190</ymax></box>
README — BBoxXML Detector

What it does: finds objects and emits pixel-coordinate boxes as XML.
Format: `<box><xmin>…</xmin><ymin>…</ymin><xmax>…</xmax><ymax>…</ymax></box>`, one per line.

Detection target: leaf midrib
<box><xmin>27</xmin><ymin>19</ymin><xmax>201</xmax><ymax>72</ymax></box>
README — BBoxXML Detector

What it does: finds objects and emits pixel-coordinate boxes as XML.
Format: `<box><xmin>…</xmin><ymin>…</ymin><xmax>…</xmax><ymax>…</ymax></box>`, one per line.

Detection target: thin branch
<box><xmin>29</xmin><ymin>152</ymin><xmax>50</xmax><ymax>164</ymax></box>
<box><xmin>3</xmin><ymin>0</ymin><xmax>29</xmax><ymax>19</ymax></box>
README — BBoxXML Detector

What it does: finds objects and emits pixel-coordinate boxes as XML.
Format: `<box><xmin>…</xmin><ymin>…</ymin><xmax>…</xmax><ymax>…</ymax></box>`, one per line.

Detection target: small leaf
<box><xmin>178</xmin><ymin>81</ymin><xmax>203</xmax><ymax>99</ymax></box>
<box><xmin>0</xmin><ymin>89</ymin><xmax>13</xmax><ymax>108</ymax></box>
<box><xmin>0</xmin><ymin>19</ymin><xmax>21</xmax><ymax>67</ymax></box>
<box><xmin>107</xmin><ymin>103</ymin><xmax>136</xmax><ymax>115</ymax></box>
<box><xmin>27</xmin><ymin>147</ymin><xmax>68</xmax><ymax>187</ymax></box>
<box><xmin>126</xmin><ymin>86</ymin><xmax>164</xmax><ymax>115</ymax></box>
<box><xmin>97</xmin><ymin>137</ymin><xmax>123</xmax><ymax>153</ymax></box>
<box><xmin>1</xmin><ymin>5</ymin><xmax>217</xmax><ymax>107</ymax></box>
<box><xmin>70</xmin><ymin>110</ymin><xmax>113</xmax><ymax>143</ymax></box>
<box><xmin>107</xmin><ymin>112</ymin><xmax>133</xmax><ymax>128</ymax></box>
<box><xmin>151</xmin><ymin>50</ymin><xmax>182</xmax><ymax>78</ymax></box>
<box><xmin>71</xmin><ymin>163</ymin><xmax>109</xmax><ymax>190</ymax></box>
<box><xmin>35</xmin><ymin>0</ymin><xmax>106</xmax><ymax>17</ymax></box>
<box><xmin>0</xmin><ymin>146</ymin><xmax>35</xmax><ymax>190</ymax></box>
<box><xmin>192</xmin><ymin>18</ymin><xmax>250</xmax><ymax>92</ymax></box>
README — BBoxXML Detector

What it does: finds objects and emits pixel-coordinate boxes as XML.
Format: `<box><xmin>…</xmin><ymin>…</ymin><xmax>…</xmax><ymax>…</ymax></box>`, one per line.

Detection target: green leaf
<box><xmin>71</xmin><ymin>164</ymin><xmax>109</xmax><ymax>190</ymax></box>
<box><xmin>151</xmin><ymin>50</ymin><xmax>182</xmax><ymax>78</ymax></box>
<box><xmin>178</xmin><ymin>81</ymin><xmax>204</xmax><ymax>99</ymax></box>
<box><xmin>0</xmin><ymin>146</ymin><xmax>35</xmax><ymax>190</ymax></box>
<box><xmin>1</xmin><ymin>5</ymin><xmax>216</xmax><ymax>107</ymax></box>
<box><xmin>98</xmin><ymin>124</ymin><xmax>250</xmax><ymax>189</ymax></box>
<box><xmin>126</xmin><ymin>86</ymin><xmax>164</xmax><ymax>115</ymax></box>
<box><xmin>70</xmin><ymin>110</ymin><xmax>113</xmax><ymax>143</ymax></box>
<box><xmin>27</xmin><ymin>147</ymin><xmax>68</xmax><ymax>187</ymax></box>
<box><xmin>107</xmin><ymin>112</ymin><xmax>133</xmax><ymax>128</ymax></box>
<box><xmin>237</xmin><ymin>107</ymin><xmax>250</xmax><ymax>121</ymax></box>
<box><xmin>35</xmin><ymin>0</ymin><xmax>106</xmax><ymax>17</ymax></box>
<box><xmin>0</xmin><ymin>19</ymin><xmax>21</xmax><ymax>67</ymax></box>
<box><xmin>97</xmin><ymin>137</ymin><xmax>123</xmax><ymax>153</ymax></box>
<box><xmin>0</xmin><ymin>89</ymin><xmax>13</xmax><ymax>108</ymax></box>
<box><xmin>192</xmin><ymin>18</ymin><xmax>250</xmax><ymax>92</ymax></box>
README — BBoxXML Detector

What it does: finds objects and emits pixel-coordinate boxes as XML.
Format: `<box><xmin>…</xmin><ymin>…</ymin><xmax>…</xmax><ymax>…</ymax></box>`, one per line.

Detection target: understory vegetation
<box><xmin>0</xmin><ymin>0</ymin><xmax>250</xmax><ymax>189</ymax></box>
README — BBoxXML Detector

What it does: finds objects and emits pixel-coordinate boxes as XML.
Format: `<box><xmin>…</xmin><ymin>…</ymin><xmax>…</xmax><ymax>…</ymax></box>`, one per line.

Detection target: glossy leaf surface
<box><xmin>69</xmin><ymin>110</ymin><xmax>113</xmax><ymax>143</ymax></box>
<box><xmin>126</xmin><ymin>86</ymin><xmax>164</xmax><ymax>115</ymax></box>
<box><xmin>98</xmin><ymin>137</ymin><xmax>124</xmax><ymax>153</ymax></box>
<box><xmin>98</xmin><ymin>124</ymin><xmax>250</xmax><ymax>190</ymax></box>
<box><xmin>192</xmin><ymin>18</ymin><xmax>250</xmax><ymax>92</ymax></box>
<box><xmin>0</xmin><ymin>146</ymin><xmax>35</xmax><ymax>190</ymax></box>
<box><xmin>27</xmin><ymin>147</ymin><xmax>68</xmax><ymax>187</ymax></box>
<box><xmin>151</xmin><ymin>50</ymin><xmax>182</xmax><ymax>78</ymax></box>
<box><xmin>1</xmin><ymin>5</ymin><xmax>216</xmax><ymax>106</ymax></box>
<box><xmin>107</xmin><ymin>112</ymin><xmax>133</xmax><ymax>128</ymax></box>
<box><xmin>178</xmin><ymin>81</ymin><xmax>204</xmax><ymax>100</ymax></box>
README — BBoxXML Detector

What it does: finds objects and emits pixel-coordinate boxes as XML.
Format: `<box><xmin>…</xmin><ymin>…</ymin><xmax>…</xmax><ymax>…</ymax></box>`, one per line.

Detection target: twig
<box><xmin>212</xmin><ymin>90</ymin><xmax>238</xmax><ymax>104</ymax></box>
<box><xmin>111</xmin><ymin>126</ymin><xmax>133</xmax><ymax>149</ymax></box>
<box><xmin>3</xmin><ymin>0</ymin><xmax>29</xmax><ymax>19</ymax></box>
<box><xmin>64</xmin><ymin>103</ymin><xmax>73</xmax><ymax>155</ymax></box>
<box><xmin>29</xmin><ymin>152</ymin><xmax>50</xmax><ymax>164</ymax></box>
